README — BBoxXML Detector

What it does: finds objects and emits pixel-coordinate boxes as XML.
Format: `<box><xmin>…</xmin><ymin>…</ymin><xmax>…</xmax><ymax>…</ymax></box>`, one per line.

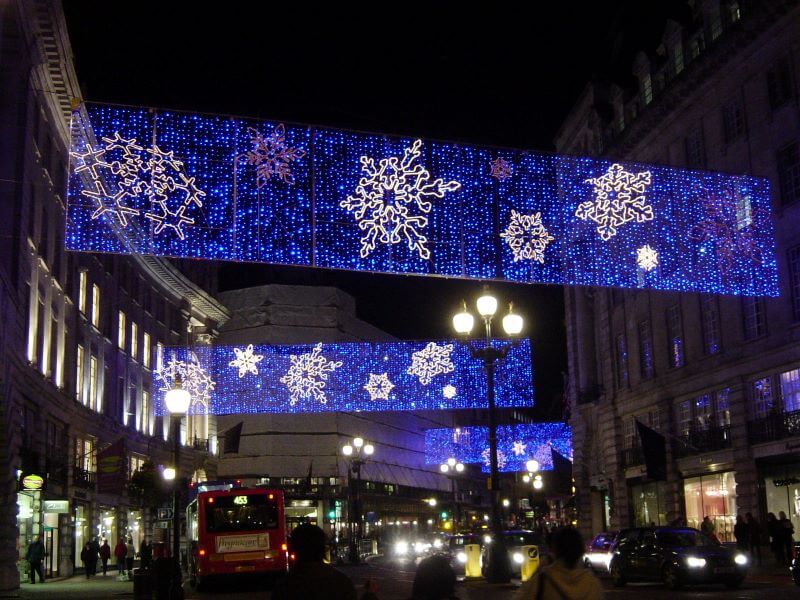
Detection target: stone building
<box><xmin>0</xmin><ymin>0</ymin><xmax>226</xmax><ymax>590</ymax></box>
<box><xmin>556</xmin><ymin>0</ymin><xmax>800</xmax><ymax>541</ymax></box>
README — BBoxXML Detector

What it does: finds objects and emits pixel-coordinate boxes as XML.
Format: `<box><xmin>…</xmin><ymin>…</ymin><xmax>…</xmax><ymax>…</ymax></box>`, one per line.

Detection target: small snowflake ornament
<box><xmin>636</xmin><ymin>245</ymin><xmax>659</xmax><ymax>272</ymax></box>
<box><xmin>490</xmin><ymin>157</ymin><xmax>513</xmax><ymax>181</ymax></box>
<box><xmin>577</xmin><ymin>163</ymin><xmax>653</xmax><ymax>240</ymax></box>
<box><xmin>154</xmin><ymin>352</ymin><xmax>216</xmax><ymax>411</ymax></box>
<box><xmin>241</xmin><ymin>124</ymin><xmax>305</xmax><ymax>187</ymax></box>
<box><xmin>364</xmin><ymin>373</ymin><xmax>395</xmax><ymax>401</ymax></box>
<box><xmin>229</xmin><ymin>344</ymin><xmax>265</xmax><ymax>378</ymax></box>
<box><xmin>442</xmin><ymin>385</ymin><xmax>457</xmax><ymax>399</ymax></box>
<box><xmin>500</xmin><ymin>210</ymin><xmax>555</xmax><ymax>263</ymax></box>
<box><xmin>280</xmin><ymin>343</ymin><xmax>343</xmax><ymax>406</ymax></box>
<box><xmin>407</xmin><ymin>342</ymin><xmax>455</xmax><ymax>385</ymax></box>
<box><xmin>481</xmin><ymin>447</ymin><xmax>508</xmax><ymax>470</ymax></box>
<box><xmin>511</xmin><ymin>441</ymin><xmax>527</xmax><ymax>456</ymax></box>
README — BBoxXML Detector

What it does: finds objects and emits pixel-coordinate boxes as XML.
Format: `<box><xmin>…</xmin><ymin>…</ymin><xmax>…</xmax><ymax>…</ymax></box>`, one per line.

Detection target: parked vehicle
<box><xmin>583</xmin><ymin>531</ymin><xmax>618</xmax><ymax>573</ymax></box>
<box><xmin>480</xmin><ymin>530</ymin><xmax>544</xmax><ymax>577</ymax></box>
<box><xmin>439</xmin><ymin>533</ymin><xmax>482</xmax><ymax>573</ymax></box>
<box><xmin>608</xmin><ymin>527</ymin><xmax>748</xmax><ymax>590</ymax></box>
<box><xmin>791</xmin><ymin>540</ymin><xmax>800</xmax><ymax>586</ymax></box>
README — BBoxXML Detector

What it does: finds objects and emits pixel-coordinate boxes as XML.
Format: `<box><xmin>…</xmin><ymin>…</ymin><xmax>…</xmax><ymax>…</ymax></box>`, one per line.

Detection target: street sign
<box><xmin>155</xmin><ymin>520</ymin><xmax>171</xmax><ymax>529</ymax></box>
<box><xmin>157</xmin><ymin>508</ymin><xmax>173</xmax><ymax>520</ymax></box>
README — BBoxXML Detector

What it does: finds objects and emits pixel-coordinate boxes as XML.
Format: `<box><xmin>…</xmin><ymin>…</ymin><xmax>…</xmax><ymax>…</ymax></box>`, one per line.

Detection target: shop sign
<box><xmin>155</xmin><ymin>520</ymin><xmax>171</xmax><ymax>529</ymax></box>
<box><xmin>43</xmin><ymin>500</ymin><xmax>69</xmax><ymax>513</ymax></box>
<box><xmin>20</xmin><ymin>474</ymin><xmax>44</xmax><ymax>491</ymax></box>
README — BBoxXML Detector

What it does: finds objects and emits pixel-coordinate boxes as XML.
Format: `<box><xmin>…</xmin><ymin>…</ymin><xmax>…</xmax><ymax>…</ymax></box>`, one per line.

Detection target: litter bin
<box><xmin>520</xmin><ymin>545</ymin><xmax>540</xmax><ymax>582</ymax></box>
<box><xmin>133</xmin><ymin>567</ymin><xmax>154</xmax><ymax>600</ymax></box>
<box><xmin>464</xmin><ymin>543</ymin><xmax>482</xmax><ymax>578</ymax></box>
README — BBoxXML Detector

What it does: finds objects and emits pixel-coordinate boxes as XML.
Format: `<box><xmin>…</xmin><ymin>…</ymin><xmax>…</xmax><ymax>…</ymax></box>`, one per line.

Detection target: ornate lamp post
<box><xmin>439</xmin><ymin>458</ymin><xmax>464</xmax><ymax>531</ymax></box>
<box><xmin>164</xmin><ymin>376</ymin><xmax>191</xmax><ymax>568</ymax></box>
<box><xmin>522</xmin><ymin>459</ymin><xmax>544</xmax><ymax>523</ymax></box>
<box><xmin>342</xmin><ymin>437</ymin><xmax>374</xmax><ymax>564</ymax></box>
<box><xmin>452</xmin><ymin>289</ymin><xmax>523</xmax><ymax>584</ymax></box>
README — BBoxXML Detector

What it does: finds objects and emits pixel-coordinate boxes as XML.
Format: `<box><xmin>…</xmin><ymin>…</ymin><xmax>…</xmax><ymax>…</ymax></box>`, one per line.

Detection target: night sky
<box><xmin>63</xmin><ymin>1</ymin><xmax>692</xmax><ymax>418</ymax></box>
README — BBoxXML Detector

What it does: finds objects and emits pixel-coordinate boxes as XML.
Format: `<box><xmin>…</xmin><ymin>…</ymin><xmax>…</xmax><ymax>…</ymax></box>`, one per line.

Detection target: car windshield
<box><xmin>657</xmin><ymin>530</ymin><xmax>716</xmax><ymax>548</ymax></box>
<box><xmin>204</xmin><ymin>494</ymin><xmax>279</xmax><ymax>533</ymax></box>
<box><xmin>504</xmin><ymin>533</ymin><xmax>540</xmax><ymax>546</ymax></box>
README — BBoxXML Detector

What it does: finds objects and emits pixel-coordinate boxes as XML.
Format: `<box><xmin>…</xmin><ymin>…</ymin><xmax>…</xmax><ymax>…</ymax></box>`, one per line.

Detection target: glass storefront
<box><xmin>17</xmin><ymin>492</ymin><xmax>38</xmax><ymax>582</ymax></box>
<box><xmin>630</xmin><ymin>481</ymin><xmax>668</xmax><ymax>526</ymax></box>
<box><xmin>684</xmin><ymin>471</ymin><xmax>737</xmax><ymax>542</ymax></box>
<box><xmin>762</xmin><ymin>463</ymin><xmax>800</xmax><ymax>537</ymax></box>
<box><xmin>74</xmin><ymin>503</ymin><xmax>90</xmax><ymax>569</ymax></box>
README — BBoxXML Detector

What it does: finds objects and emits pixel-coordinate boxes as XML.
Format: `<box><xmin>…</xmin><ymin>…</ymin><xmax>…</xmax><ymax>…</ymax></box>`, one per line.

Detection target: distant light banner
<box><xmin>424</xmin><ymin>423</ymin><xmax>572</xmax><ymax>473</ymax></box>
<box><xmin>152</xmin><ymin>339</ymin><xmax>532</xmax><ymax>416</ymax></box>
<box><xmin>67</xmin><ymin>103</ymin><xmax>778</xmax><ymax>296</ymax></box>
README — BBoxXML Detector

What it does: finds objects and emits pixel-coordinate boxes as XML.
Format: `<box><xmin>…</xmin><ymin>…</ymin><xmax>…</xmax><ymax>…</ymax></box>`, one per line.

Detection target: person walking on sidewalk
<box><xmin>80</xmin><ymin>542</ymin><xmax>98</xmax><ymax>579</ymax></box>
<box><xmin>745</xmin><ymin>512</ymin><xmax>762</xmax><ymax>565</ymax></box>
<box><xmin>779</xmin><ymin>511</ymin><xmax>795</xmax><ymax>565</ymax></box>
<box><xmin>734</xmin><ymin>514</ymin><xmax>749</xmax><ymax>552</ymax></box>
<box><xmin>114</xmin><ymin>538</ymin><xmax>127</xmax><ymax>579</ymax></box>
<box><xmin>99</xmin><ymin>539</ymin><xmax>111</xmax><ymax>575</ymax></box>
<box><xmin>767</xmin><ymin>512</ymin><xmax>785</xmax><ymax>565</ymax></box>
<box><xmin>125</xmin><ymin>537</ymin><xmax>135</xmax><ymax>578</ymax></box>
<box><xmin>139</xmin><ymin>538</ymin><xmax>152</xmax><ymax>570</ymax></box>
<box><xmin>25</xmin><ymin>535</ymin><xmax>46</xmax><ymax>584</ymax></box>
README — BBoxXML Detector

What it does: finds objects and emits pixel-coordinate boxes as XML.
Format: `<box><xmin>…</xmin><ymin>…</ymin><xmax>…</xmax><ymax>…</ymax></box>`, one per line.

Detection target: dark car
<box><xmin>609</xmin><ymin>527</ymin><xmax>748</xmax><ymax>590</ymax></box>
<box><xmin>480</xmin><ymin>530</ymin><xmax>544</xmax><ymax>577</ymax></box>
<box><xmin>583</xmin><ymin>531</ymin><xmax>618</xmax><ymax>573</ymax></box>
<box><xmin>791</xmin><ymin>540</ymin><xmax>800</xmax><ymax>586</ymax></box>
<box><xmin>439</xmin><ymin>533</ymin><xmax>482</xmax><ymax>572</ymax></box>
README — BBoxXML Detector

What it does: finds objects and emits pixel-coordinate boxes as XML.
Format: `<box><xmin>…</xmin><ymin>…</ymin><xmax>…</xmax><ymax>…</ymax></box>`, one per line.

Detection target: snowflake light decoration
<box><xmin>576</xmin><ymin>163</ymin><xmax>653</xmax><ymax>240</ymax></box>
<box><xmin>363</xmin><ymin>373</ymin><xmax>395</xmax><ymax>401</ymax></box>
<box><xmin>228</xmin><ymin>344</ymin><xmax>265</xmax><ymax>378</ymax></box>
<box><xmin>636</xmin><ymin>245</ymin><xmax>659</xmax><ymax>272</ymax></box>
<box><xmin>442</xmin><ymin>385</ymin><xmax>457</xmax><ymax>399</ymax></box>
<box><xmin>280</xmin><ymin>343</ymin><xmax>343</xmax><ymax>406</ymax></box>
<box><xmin>154</xmin><ymin>352</ymin><xmax>216</xmax><ymax>411</ymax></box>
<box><xmin>340</xmin><ymin>139</ymin><xmax>461</xmax><ymax>260</ymax></box>
<box><xmin>481</xmin><ymin>447</ymin><xmax>508</xmax><ymax>470</ymax></box>
<box><xmin>241</xmin><ymin>124</ymin><xmax>305</xmax><ymax>187</ymax></box>
<box><xmin>500</xmin><ymin>210</ymin><xmax>555</xmax><ymax>263</ymax></box>
<box><xmin>490</xmin><ymin>157</ymin><xmax>513</xmax><ymax>181</ymax></box>
<box><xmin>69</xmin><ymin>132</ymin><xmax>206</xmax><ymax>239</ymax></box>
<box><xmin>407</xmin><ymin>342</ymin><xmax>455</xmax><ymax>385</ymax></box>
<box><xmin>511</xmin><ymin>440</ymin><xmax>527</xmax><ymax>456</ymax></box>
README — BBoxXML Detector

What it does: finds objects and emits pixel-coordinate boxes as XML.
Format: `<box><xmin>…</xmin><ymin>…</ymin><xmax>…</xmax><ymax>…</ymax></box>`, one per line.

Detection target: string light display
<box><xmin>152</xmin><ymin>339</ymin><xmax>532</xmax><ymax>416</ymax></box>
<box><xmin>424</xmin><ymin>422</ymin><xmax>572</xmax><ymax>473</ymax></box>
<box><xmin>67</xmin><ymin>103</ymin><xmax>778</xmax><ymax>296</ymax></box>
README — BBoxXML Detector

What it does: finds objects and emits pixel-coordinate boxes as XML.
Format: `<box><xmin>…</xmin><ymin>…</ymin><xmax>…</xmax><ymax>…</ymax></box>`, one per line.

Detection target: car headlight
<box><xmin>734</xmin><ymin>554</ymin><xmax>747</xmax><ymax>566</ymax></box>
<box><xmin>686</xmin><ymin>557</ymin><xmax>707</xmax><ymax>568</ymax></box>
<box><xmin>513</xmin><ymin>552</ymin><xmax>524</xmax><ymax>564</ymax></box>
<box><xmin>457</xmin><ymin>551</ymin><xmax>467</xmax><ymax>564</ymax></box>
<box><xmin>395</xmin><ymin>541</ymin><xmax>408</xmax><ymax>555</ymax></box>
<box><xmin>433</xmin><ymin>539</ymin><xmax>443</xmax><ymax>549</ymax></box>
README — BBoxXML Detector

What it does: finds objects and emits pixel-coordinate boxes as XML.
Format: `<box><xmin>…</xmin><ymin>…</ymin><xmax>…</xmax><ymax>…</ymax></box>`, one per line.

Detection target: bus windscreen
<box><xmin>205</xmin><ymin>495</ymin><xmax>279</xmax><ymax>533</ymax></box>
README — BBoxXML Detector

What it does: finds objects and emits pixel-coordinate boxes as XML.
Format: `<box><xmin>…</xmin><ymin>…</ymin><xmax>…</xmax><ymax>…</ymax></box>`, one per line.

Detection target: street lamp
<box><xmin>439</xmin><ymin>458</ymin><xmax>464</xmax><ymax>531</ymax></box>
<box><xmin>452</xmin><ymin>288</ymin><xmax>524</xmax><ymax>584</ymax></box>
<box><xmin>342</xmin><ymin>437</ymin><xmax>374</xmax><ymax>564</ymax></box>
<box><xmin>165</xmin><ymin>374</ymin><xmax>191</xmax><ymax>568</ymax></box>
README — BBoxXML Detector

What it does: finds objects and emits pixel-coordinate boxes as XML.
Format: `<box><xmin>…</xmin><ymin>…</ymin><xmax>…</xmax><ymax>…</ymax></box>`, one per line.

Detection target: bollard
<box><xmin>464</xmin><ymin>543</ymin><xmax>482</xmax><ymax>578</ymax></box>
<box><xmin>520</xmin><ymin>545</ymin><xmax>540</xmax><ymax>582</ymax></box>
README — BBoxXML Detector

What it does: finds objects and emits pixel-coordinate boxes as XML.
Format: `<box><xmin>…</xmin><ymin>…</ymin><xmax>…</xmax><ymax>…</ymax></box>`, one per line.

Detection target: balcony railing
<box><xmin>620</xmin><ymin>446</ymin><xmax>644</xmax><ymax>468</ymax></box>
<box><xmin>748</xmin><ymin>409</ymin><xmax>800</xmax><ymax>445</ymax></box>
<box><xmin>46</xmin><ymin>457</ymin><xmax>68</xmax><ymax>484</ymax></box>
<box><xmin>191</xmin><ymin>438</ymin><xmax>209</xmax><ymax>451</ymax></box>
<box><xmin>672</xmin><ymin>425</ymin><xmax>732</xmax><ymax>458</ymax></box>
<box><xmin>74</xmin><ymin>467</ymin><xmax>96</xmax><ymax>490</ymax></box>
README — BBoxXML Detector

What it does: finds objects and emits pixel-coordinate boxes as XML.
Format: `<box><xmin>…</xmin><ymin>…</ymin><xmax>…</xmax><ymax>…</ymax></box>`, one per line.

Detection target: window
<box><xmin>695</xmin><ymin>394</ymin><xmax>713</xmax><ymax>430</ymax></box>
<box><xmin>118</xmin><ymin>311</ymin><xmax>126</xmax><ymax>350</ymax></box>
<box><xmin>701</xmin><ymin>295</ymin><xmax>721</xmax><ymax>355</ymax></box>
<box><xmin>777</xmin><ymin>143</ymin><xmax>800</xmax><ymax>206</ymax></box>
<box><xmin>728</xmin><ymin>1</ymin><xmax>741</xmax><ymax>23</ymax></box>
<box><xmin>638</xmin><ymin>321</ymin><xmax>654</xmax><ymax>380</ymax></box>
<box><xmin>742</xmin><ymin>296</ymin><xmax>766</xmax><ymax>339</ymax></box>
<box><xmin>91</xmin><ymin>284</ymin><xmax>100</xmax><ymax>328</ymax></box>
<box><xmin>78</xmin><ymin>271</ymin><xmax>87</xmax><ymax>314</ymax></box>
<box><xmin>722</xmin><ymin>100</ymin><xmax>745</xmax><ymax>144</ymax></box>
<box><xmin>76</xmin><ymin>345</ymin><xmax>85</xmax><ymax>403</ymax></box>
<box><xmin>75</xmin><ymin>437</ymin><xmax>95</xmax><ymax>471</ymax></box>
<box><xmin>89</xmin><ymin>356</ymin><xmax>98</xmax><ymax>412</ymax></box>
<box><xmin>143</xmin><ymin>333</ymin><xmax>151</xmax><ymax>368</ymax></box>
<box><xmin>129</xmin><ymin>455</ymin><xmax>146</xmax><ymax>478</ymax></box>
<box><xmin>141</xmin><ymin>390</ymin><xmax>150</xmax><ymax>434</ymax></box>
<box><xmin>716</xmin><ymin>388</ymin><xmax>731</xmax><ymax>427</ymax></box>
<box><xmin>683</xmin><ymin>472</ymin><xmax>738</xmax><ymax>543</ymax></box>
<box><xmin>623</xmin><ymin>417</ymin><xmax>636</xmax><ymax>449</ymax></box>
<box><xmin>767</xmin><ymin>57</ymin><xmax>794</xmax><ymax>110</ymax></box>
<box><xmin>790</xmin><ymin>245</ymin><xmax>800</xmax><ymax>321</ymax></box>
<box><xmin>685</xmin><ymin>129</ymin><xmax>706</xmax><ymax>169</ymax></box>
<box><xmin>666</xmin><ymin>305</ymin><xmax>684</xmax><ymax>368</ymax></box>
<box><xmin>674</xmin><ymin>45</ymin><xmax>684</xmax><ymax>75</ymax></box>
<box><xmin>131</xmin><ymin>322</ymin><xmax>138</xmax><ymax>360</ymax></box>
<box><xmin>752</xmin><ymin>377</ymin><xmax>775</xmax><ymax>418</ymax></box>
<box><xmin>642</xmin><ymin>74</ymin><xmax>653</xmax><ymax>105</ymax></box>
<box><xmin>156</xmin><ymin>342</ymin><xmax>164</xmax><ymax>370</ymax></box>
<box><xmin>678</xmin><ymin>400</ymin><xmax>692</xmax><ymax>436</ymax></box>
<box><xmin>780</xmin><ymin>369</ymin><xmax>800</xmax><ymax>412</ymax></box>
<box><xmin>616</xmin><ymin>334</ymin><xmax>629</xmax><ymax>388</ymax></box>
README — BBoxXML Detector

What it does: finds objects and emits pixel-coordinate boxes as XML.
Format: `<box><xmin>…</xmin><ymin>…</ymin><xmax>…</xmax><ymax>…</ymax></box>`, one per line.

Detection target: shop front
<box><xmin>42</xmin><ymin>499</ymin><xmax>69</xmax><ymax>577</ymax></box>
<box><xmin>683</xmin><ymin>471</ymin><xmax>737</xmax><ymax>542</ymax></box>
<box><xmin>758</xmin><ymin>459</ymin><xmax>800</xmax><ymax>536</ymax></box>
<box><xmin>629</xmin><ymin>480</ymin><xmax>668</xmax><ymax>527</ymax></box>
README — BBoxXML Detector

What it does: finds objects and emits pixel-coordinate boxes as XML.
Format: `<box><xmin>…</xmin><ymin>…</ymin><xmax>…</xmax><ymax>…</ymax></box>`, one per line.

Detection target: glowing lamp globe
<box><xmin>353</xmin><ymin>437</ymin><xmax>364</xmax><ymax>449</ymax></box>
<box><xmin>502</xmin><ymin>312</ymin><xmax>523</xmax><ymax>336</ymax></box>
<box><xmin>440</xmin><ymin>464</ymin><xmax>449</xmax><ymax>473</ymax></box>
<box><xmin>363</xmin><ymin>444</ymin><xmax>374</xmax><ymax>456</ymax></box>
<box><xmin>476</xmin><ymin>293</ymin><xmax>498</xmax><ymax>317</ymax></box>
<box><xmin>447</xmin><ymin>457</ymin><xmax>457</xmax><ymax>467</ymax></box>
<box><xmin>162</xmin><ymin>467</ymin><xmax>176</xmax><ymax>481</ymax></box>
<box><xmin>342</xmin><ymin>445</ymin><xmax>353</xmax><ymax>456</ymax></box>
<box><xmin>452</xmin><ymin>302</ymin><xmax>474</xmax><ymax>335</ymax></box>
<box><xmin>526</xmin><ymin>459</ymin><xmax>540</xmax><ymax>473</ymax></box>
<box><xmin>455</xmin><ymin>463</ymin><xmax>465</xmax><ymax>473</ymax></box>
<box><xmin>533</xmin><ymin>479</ymin><xmax>543</xmax><ymax>490</ymax></box>
<box><xmin>165</xmin><ymin>387</ymin><xmax>191</xmax><ymax>415</ymax></box>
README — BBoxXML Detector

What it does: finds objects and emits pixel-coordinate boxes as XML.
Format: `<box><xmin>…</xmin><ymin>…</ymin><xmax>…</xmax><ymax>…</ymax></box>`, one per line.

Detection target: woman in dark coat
<box><xmin>80</xmin><ymin>542</ymin><xmax>98</xmax><ymax>578</ymax></box>
<box><xmin>767</xmin><ymin>512</ymin><xmax>785</xmax><ymax>565</ymax></box>
<box><xmin>733</xmin><ymin>514</ymin><xmax>749</xmax><ymax>551</ymax></box>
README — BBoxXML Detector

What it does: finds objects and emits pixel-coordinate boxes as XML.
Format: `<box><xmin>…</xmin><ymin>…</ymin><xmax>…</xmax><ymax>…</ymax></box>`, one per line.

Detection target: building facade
<box><xmin>0</xmin><ymin>0</ymin><xmax>227</xmax><ymax>591</ymax></box>
<box><xmin>556</xmin><ymin>0</ymin><xmax>800</xmax><ymax>541</ymax></box>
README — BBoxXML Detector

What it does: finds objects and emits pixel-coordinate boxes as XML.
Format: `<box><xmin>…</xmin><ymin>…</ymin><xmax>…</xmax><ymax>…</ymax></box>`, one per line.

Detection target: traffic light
<box><xmin>440</xmin><ymin>511</ymin><xmax>448</xmax><ymax>520</ymax></box>
<box><xmin>328</xmin><ymin>509</ymin><xmax>336</xmax><ymax>520</ymax></box>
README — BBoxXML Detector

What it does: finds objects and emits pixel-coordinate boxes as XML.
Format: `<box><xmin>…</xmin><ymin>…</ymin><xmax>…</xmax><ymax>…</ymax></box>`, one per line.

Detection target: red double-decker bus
<box><xmin>187</xmin><ymin>486</ymin><xmax>288</xmax><ymax>587</ymax></box>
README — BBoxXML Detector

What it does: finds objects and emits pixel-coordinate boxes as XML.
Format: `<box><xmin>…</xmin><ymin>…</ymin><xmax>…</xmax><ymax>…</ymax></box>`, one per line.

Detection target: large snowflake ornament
<box><xmin>636</xmin><ymin>245</ymin><xmax>659</xmax><ymax>272</ymax></box>
<box><xmin>154</xmin><ymin>352</ymin><xmax>216</xmax><ymax>411</ymax></box>
<box><xmin>511</xmin><ymin>441</ymin><xmax>527</xmax><ymax>456</ymax></box>
<box><xmin>280</xmin><ymin>343</ymin><xmax>343</xmax><ymax>406</ymax></box>
<box><xmin>500</xmin><ymin>210</ymin><xmax>555</xmax><ymax>263</ymax></box>
<box><xmin>241</xmin><ymin>124</ymin><xmax>305</xmax><ymax>187</ymax></box>
<box><xmin>228</xmin><ymin>344</ymin><xmax>265</xmax><ymax>378</ymax></box>
<box><xmin>442</xmin><ymin>385</ymin><xmax>457</xmax><ymax>399</ymax></box>
<box><xmin>340</xmin><ymin>139</ymin><xmax>461</xmax><ymax>260</ymax></box>
<box><xmin>577</xmin><ymin>163</ymin><xmax>653</xmax><ymax>240</ymax></box>
<box><xmin>482</xmin><ymin>447</ymin><xmax>508</xmax><ymax>470</ymax></box>
<box><xmin>490</xmin><ymin>157</ymin><xmax>513</xmax><ymax>181</ymax></box>
<box><xmin>363</xmin><ymin>373</ymin><xmax>395</xmax><ymax>401</ymax></box>
<box><xmin>407</xmin><ymin>342</ymin><xmax>455</xmax><ymax>385</ymax></box>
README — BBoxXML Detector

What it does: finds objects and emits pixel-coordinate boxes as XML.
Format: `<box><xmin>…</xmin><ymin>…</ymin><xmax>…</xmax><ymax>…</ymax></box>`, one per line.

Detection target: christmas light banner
<box><xmin>424</xmin><ymin>423</ymin><xmax>572</xmax><ymax>473</ymax></box>
<box><xmin>152</xmin><ymin>339</ymin><xmax>532</xmax><ymax>416</ymax></box>
<box><xmin>68</xmin><ymin>103</ymin><xmax>778</xmax><ymax>296</ymax></box>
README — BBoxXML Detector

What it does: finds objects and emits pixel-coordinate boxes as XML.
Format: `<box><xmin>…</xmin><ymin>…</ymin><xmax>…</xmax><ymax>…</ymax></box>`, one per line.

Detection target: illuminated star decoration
<box><xmin>280</xmin><ymin>343</ymin><xmax>343</xmax><ymax>406</ymax></box>
<box><xmin>442</xmin><ymin>385</ymin><xmax>457</xmax><ymax>399</ymax></box>
<box><xmin>154</xmin><ymin>352</ymin><xmax>216</xmax><ymax>412</ymax></box>
<box><xmin>511</xmin><ymin>440</ymin><xmax>527</xmax><ymax>456</ymax></box>
<box><xmin>500</xmin><ymin>210</ymin><xmax>555</xmax><ymax>263</ymax></box>
<box><xmin>407</xmin><ymin>342</ymin><xmax>455</xmax><ymax>386</ymax></box>
<box><xmin>228</xmin><ymin>344</ymin><xmax>265</xmax><ymax>378</ymax></box>
<box><xmin>481</xmin><ymin>447</ymin><xmax>508</xmax><ymax>470</ymax></box>
<box><xmin>340</xmin><ymin>139</ymin><xmax>461</xmax><ymax>260</ymax></box>
<box><xmin>241</xmin><ymin>124</ymin><xmax>306</xmax><ymax>187</ymax></box>
<box><xmin>576</xmin><ymin>163</ymin><xmax>653</xmax><ymax>240</ymax></box>
<box><xmin>490</xmin><ymin>157</ymin><xmax>513</xmax><ymax>181</ymax></box>
<box><xmin>636</xmin><ymin>244</ymin><xmax>659</xmax><ymax>272</ymax></box>
<box><xmin>363</xmin><ymin>372</ymin><xmax>395</xmax><ymax>401</ymax></box>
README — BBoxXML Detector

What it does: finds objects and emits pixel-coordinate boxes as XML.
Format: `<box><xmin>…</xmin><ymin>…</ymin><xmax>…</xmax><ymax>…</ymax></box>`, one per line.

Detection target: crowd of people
<box><xmin>730</xmin><ymin>511</ymin><xmax>795</xmax><ymax>565</ymax></box>
<box><xmin>76</xmin><ymin>535</ymin><xmax>152</xmax><ymax>580</ymax></box>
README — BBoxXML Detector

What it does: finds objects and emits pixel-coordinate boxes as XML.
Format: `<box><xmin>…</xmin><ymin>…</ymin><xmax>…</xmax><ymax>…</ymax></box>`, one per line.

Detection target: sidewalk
<box><xmin>17</xmin><ymin>573</ymin><xmax>133</xmax><ymax>599</ymax></box>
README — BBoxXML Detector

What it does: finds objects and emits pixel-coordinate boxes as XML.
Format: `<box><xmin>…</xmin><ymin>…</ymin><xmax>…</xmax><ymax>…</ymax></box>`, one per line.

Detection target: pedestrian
<box><xmin>734</xmin><ymin>514</ymin><xmax>748</xmax><ymax>551</ymax></box>
<box><xmin>80</xmin><ymin>542</ymin><xmax>98</xmax><ymax>578</ymax></box>
<box><xmin>512</xmin><ymin>526</ymin><xmax>604</xmax><ymax>600</ymax></box>
<box><xmin>114</xmin><ymin>538</ymin><xmax>127</xmax><ymax>579</ymax></box>
<box><xmin>272</xmin><ymin>523</ymin><xmax>358</xmax><ymax>600</ymax></box>
<box><xmin>90</xmin><ymin>536</ymin><xmax>101</xmax><ymax>575</ymax></box>
<box><xmin>139</xmin><ymin>538</ymin><xmax>152</xmax><ymax>570</ymax></box>
<box><xmin>767</xmin><ymin>512</ymin><xmax>785</xmax><ymax>565</ymax></box>
<box><xmin>700</xmin><ymin>516</ymin><xmax>715</xmax><ymax>537</ymax></box>
<box><xmin>745</xmin><ymin>512</ymin><xmax>762</xmax><ymax>565</ymax></box>
<box><xmin>125</xmin><ymin>536</ymin><xmax>135</xmax><ymax>578</ymax></box>
<box><xmin>779</xmin><ymin>511</ymin><xmax>795</xmax><ymax>565</ymax></box>
<box><xmin>409</xmin><ymin>554</ymin><xmax>457</xmax><ymax>599</ymax></box>
<box><xmin>25</xmin><ymin>535</ymin><xmax>46</xmax><ymax>584</ymax></box>
<box><xmin>99</xmin><ymin>538</ymin><xmax>111</xmax><ymax>575</ymax></box>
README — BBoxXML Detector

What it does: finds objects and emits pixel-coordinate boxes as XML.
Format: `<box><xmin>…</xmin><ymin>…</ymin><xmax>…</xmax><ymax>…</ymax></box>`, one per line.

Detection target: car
<box><xmin>583</xmin><ymin>531</ymin><xmax>618</xmax><ymax>573</ymax></box>
<box><xmin>480</xmin><ymin>530</ymin><xmax>545</xmax><ymax>577</ymax></box>
<box><xmin>608</xmin><ymin>526</ymin><xmax>748</xmax><ymax>590</ymax></box>
<box><xmin>439</xmin><ymin>533</ymin><xmax>482</xmax><ymax>572</ymax></box>
<box><xmin>791</xmin><ymin>540</ymin><xmax>800</xmax><ymax>586</ymax></box>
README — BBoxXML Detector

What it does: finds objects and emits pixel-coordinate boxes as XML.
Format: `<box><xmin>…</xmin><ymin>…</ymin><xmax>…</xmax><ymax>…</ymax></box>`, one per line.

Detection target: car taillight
<box><xmin>281</xmin><ymin>543</ymin><xmax>288</xmax><ymax>552</ymax></box>
<box><xmin>290</xmin><ymin>553</ymin><xmax>296</xmax><ymax>560</ymax></box>
<box><xmin>198</xmin><ymin>547</ymin><xmax>206</xmax><ymax>557</ymax></box>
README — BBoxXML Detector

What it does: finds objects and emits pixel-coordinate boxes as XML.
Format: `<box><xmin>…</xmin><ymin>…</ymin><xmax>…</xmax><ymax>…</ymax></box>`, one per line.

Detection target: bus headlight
<box><xmin>686</xmin><ymin>557</ymin><xmax>706</xmax><ymax>568</ymax></box>
<box><xmin>734</xmin><ymin>554</ymin><xmax>748</xmax><ymax>565</ymax></box>
<box><xmin>457</xmin><ymin>551</ymin><xmax>467</xmax><ymax>564</ymax></box>
<box><xmin>513</xmin><ymin>552</ymin><xmax>524</xmax><ymax>564</ymax></box>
